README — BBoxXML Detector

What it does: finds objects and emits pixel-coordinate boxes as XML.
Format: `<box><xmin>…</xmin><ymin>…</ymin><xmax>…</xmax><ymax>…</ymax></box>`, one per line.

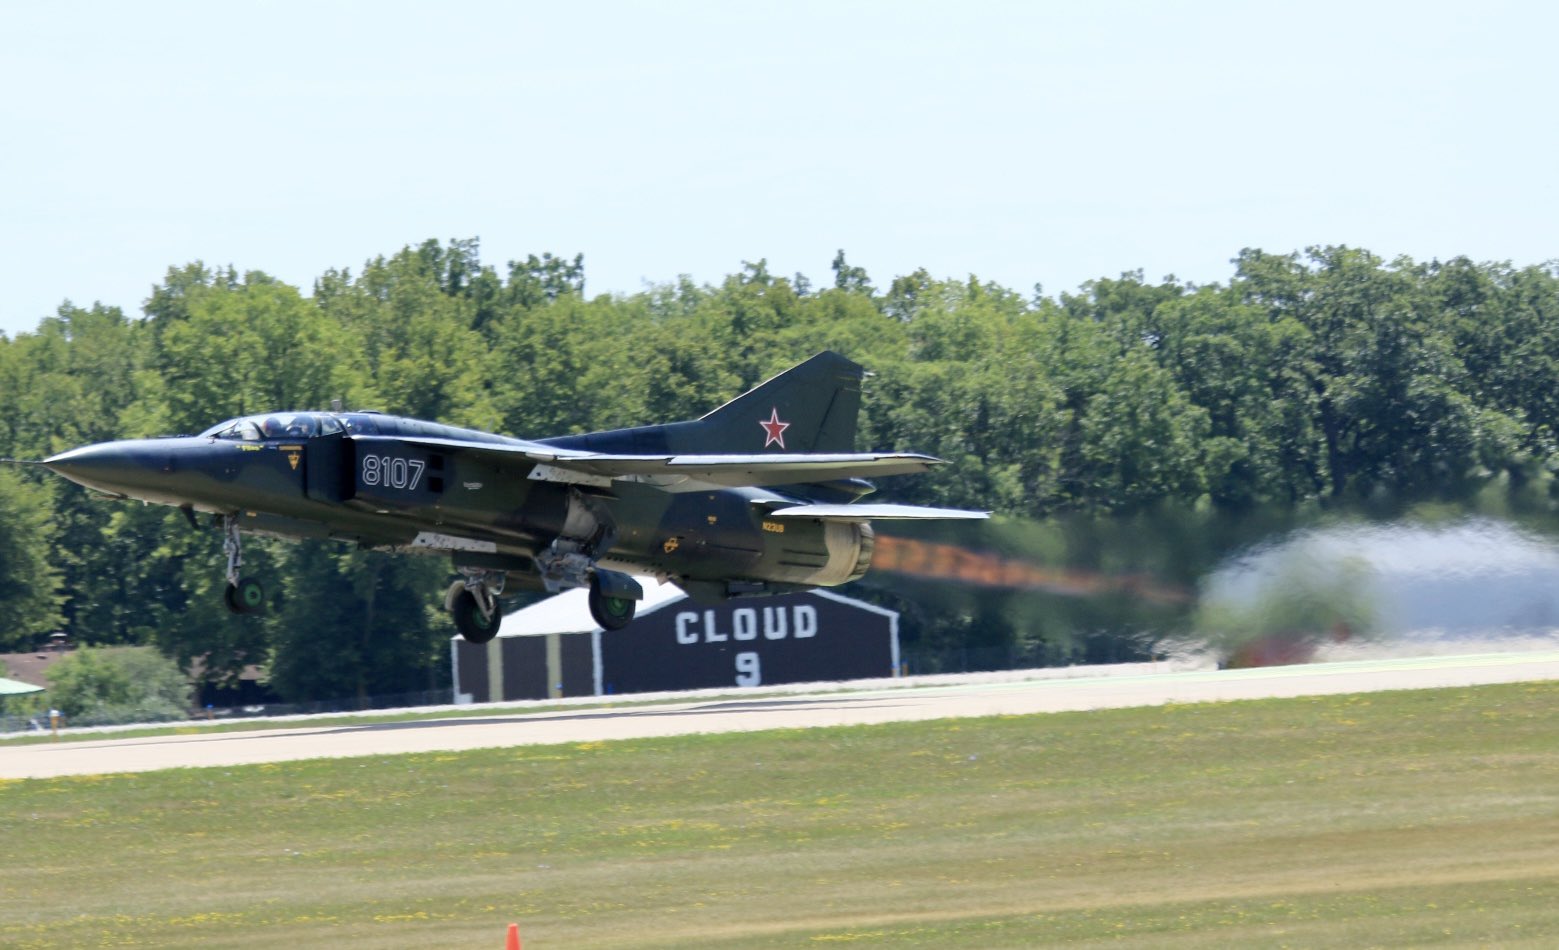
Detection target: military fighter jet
<box><xmin>23</xmin><ymin>352</ymin><xmax>985</xmax><ymax>642</ymax></box>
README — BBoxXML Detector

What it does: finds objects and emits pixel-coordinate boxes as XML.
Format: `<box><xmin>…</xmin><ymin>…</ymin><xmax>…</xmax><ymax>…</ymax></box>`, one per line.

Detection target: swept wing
<box><xmin>356</xmin><ymin>435</ymin><xmax>943</xmax><ymax>491</ymax></box>
<box><xmin>764</xmin><ymin>502</ymin><xmax>989</xmax><ymax>521</ymax></box>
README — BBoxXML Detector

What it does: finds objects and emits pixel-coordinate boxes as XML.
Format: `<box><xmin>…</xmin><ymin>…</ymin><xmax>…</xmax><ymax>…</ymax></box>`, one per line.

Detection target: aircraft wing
<box><xmin>542</xmin><ymin>452</ymin><xmax>942</xmax><ymax>483</ymax></box>
<box><xmin>764</xmin><ymin>503</ymin><xmax>990</xmax><ymax>521</ymax></box>
<box><xmin>366</xmin><ymin>436</ymin><xmax>944</xmax><ymax>491</ymax></box>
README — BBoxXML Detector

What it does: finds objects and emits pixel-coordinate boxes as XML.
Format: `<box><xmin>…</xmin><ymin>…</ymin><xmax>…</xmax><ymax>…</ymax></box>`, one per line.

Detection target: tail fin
<box><xmin>691</xmin><ymin>351</ymin><xmax>864</xmax><ymax>453</ymax></box>
<box><xmin>543</xmin><ymin>352</ymin><xmax>865</xmax><ymax>454</ymax></box>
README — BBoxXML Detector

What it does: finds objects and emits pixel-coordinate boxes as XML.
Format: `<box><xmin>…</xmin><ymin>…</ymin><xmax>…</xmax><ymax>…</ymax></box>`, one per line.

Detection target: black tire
<box><xmin>588</xmin><ymin>577</ymin><xmax>636</xmax><ymax>631</ymax></box>
<box><xmin>453</xmin><ymin>589</ymin><xmax>502</xmax><ymax>644</ymax></box>
<box><xmin>226</xmin><ymin>578</ymin><xmax>265</xmax><ymax>614</ymax></box>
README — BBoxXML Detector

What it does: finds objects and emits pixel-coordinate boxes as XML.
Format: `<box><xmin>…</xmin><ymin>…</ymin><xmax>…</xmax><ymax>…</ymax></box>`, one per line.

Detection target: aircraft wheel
<box><xmin>588</xmin><ymin>577</ymin><xmax>636</xmax><ymax>631</ymax></box>
<box><xmin>453</xmin><ymin>589</ymin><xmax>501</xmax><ymax>644</ymax></box>
<box><xmin>225</xmin><ymin>578</ymin><xmax>265</xmax><ymax>615</ymax></box>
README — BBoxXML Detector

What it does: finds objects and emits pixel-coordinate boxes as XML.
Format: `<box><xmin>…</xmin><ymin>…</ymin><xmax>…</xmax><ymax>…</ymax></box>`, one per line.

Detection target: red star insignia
<box><xmin>759</xmin><ymin>407</ymin><xmax>791</xmax><ymax>448</ymax></box>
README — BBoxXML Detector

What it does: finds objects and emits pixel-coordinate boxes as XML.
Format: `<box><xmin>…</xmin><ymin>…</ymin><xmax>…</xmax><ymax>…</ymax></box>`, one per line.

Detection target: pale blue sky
<box><xmin>2</xmin><ymin>1</ymin><xmax>1555</xmax><ymax>337</ymax></box>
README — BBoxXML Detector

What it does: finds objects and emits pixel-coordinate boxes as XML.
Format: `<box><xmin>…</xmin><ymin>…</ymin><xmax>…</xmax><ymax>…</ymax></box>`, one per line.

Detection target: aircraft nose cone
<box><xmin>43</xmin><ymin>442</ymin><xmax>153</xmax><ymax>496</ymax></box>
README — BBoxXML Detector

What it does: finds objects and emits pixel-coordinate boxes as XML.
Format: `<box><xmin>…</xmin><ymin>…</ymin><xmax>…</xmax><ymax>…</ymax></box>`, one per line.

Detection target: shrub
<box><xmin>48</xmin><ymin>647</ymin><xmax>192</xmax><ymax>725</ymax></box>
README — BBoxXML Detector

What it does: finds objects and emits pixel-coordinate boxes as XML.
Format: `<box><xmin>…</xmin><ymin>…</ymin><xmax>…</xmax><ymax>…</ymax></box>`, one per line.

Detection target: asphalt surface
<box><xmin>6</xmin><ymin>650</ymin><xmax>1559</xmax><ymax>780</ymax></box>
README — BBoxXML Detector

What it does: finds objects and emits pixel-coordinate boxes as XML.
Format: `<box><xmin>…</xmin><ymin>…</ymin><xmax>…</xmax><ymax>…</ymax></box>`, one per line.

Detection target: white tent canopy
<box><xmin>0</xmin><ymin>676</ymin><xmax>44</xmax><ymax>696</ymax></box>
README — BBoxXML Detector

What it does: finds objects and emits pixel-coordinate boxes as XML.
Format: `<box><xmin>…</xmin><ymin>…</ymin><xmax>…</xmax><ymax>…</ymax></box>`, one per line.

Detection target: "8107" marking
<box><xmin>361</xmin><ymin>455</ymin><xmax>426</xmax><ymax>491</ymax></box>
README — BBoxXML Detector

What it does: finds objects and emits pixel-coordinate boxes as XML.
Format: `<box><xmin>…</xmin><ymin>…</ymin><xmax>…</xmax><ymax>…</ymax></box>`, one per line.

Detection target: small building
<box><xmin>0</xmin><ymin>632</ymin><xmax>75</xmax><ymax>693</ymax></box>
<box><xmin>451</xmin><ymin>584</ymin><xmax>899</xmax><ymax>703</ymax></box>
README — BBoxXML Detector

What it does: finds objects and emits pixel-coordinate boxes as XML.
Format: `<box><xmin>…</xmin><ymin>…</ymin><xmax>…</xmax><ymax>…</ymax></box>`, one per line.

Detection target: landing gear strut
<box><xmin>222</xmin><ymin>515</ymin><xmax>265</xmax><ymax>615</ymax></box>
<box><xmin>448</xmin><ymin>569</ymin><xmax>504</xmax><ymax>643</ymax></box>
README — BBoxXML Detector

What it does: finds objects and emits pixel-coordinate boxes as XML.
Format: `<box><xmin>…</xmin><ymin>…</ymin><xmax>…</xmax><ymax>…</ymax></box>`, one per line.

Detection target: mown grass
<box><xmin>3</xmin><ymin>682</ymin><xmax>1558</xmax><ymax>948</ymax></box>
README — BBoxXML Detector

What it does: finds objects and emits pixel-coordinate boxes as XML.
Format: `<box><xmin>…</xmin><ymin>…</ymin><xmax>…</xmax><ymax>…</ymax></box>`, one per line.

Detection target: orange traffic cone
<box><xmin>505</xmin><ymin>922</ymin><xmax>522</xmax><ymax>950</ymax></box>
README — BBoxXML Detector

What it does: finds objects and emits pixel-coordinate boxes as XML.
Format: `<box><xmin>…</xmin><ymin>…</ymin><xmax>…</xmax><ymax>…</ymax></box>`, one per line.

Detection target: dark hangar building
<box><xmin>451</xmin><ymin>584</ymin><xmax>900</xmax><ymax>701</ymax></box>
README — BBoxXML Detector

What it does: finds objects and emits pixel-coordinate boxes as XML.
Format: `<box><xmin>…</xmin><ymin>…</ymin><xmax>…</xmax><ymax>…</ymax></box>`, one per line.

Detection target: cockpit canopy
<box><xmin>200</xmin><ymin>412</ymin><xmax>379</xmax><ymax>441</ymax></box>
<box><xmin>198</xmin><ymin>411</ymin><xmax>513</xmax><ymax>445</ymax></box>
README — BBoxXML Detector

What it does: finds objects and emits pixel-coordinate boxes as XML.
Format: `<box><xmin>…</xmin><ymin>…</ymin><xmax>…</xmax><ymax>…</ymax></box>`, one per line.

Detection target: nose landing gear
<box><xmin>222</xmin><ymin>515</ymin><xmax>266</xmax><ymax>615</ymax></box>
<box><xmin>224</xmin><ymin>577</ymin><xmax>266</xmax><ymax>614</ymax></box>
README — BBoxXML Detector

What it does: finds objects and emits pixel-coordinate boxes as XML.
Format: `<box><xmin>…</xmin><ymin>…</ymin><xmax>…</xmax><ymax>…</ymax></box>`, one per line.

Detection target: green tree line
<box><xmin>2</xmin><ymin>241</ymin><xmax>1557</xmax><ymax>699</ymax></box>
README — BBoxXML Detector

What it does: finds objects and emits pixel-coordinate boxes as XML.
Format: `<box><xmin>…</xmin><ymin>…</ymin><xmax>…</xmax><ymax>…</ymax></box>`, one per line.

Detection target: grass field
<box><xmin>3</xmin><ymin>682</ymin><xmax>1558</xmax><ymax>948</ymax></box>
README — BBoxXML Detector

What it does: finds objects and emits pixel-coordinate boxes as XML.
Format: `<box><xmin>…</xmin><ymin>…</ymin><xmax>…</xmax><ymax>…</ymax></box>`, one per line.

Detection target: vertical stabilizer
<box><xmin>540</xmin><ymin>351</ymin><xmax>866</xmax><ymax>455</ymax></box>
<box><xmin>692</xmin><ymin>352</ymin><xmax>864</xmax><ymax>453</ymax></box>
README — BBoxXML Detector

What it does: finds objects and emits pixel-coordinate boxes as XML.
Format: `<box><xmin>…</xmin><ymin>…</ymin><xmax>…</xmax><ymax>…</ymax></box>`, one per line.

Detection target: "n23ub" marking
<box><xmin>361</xmin><ymin>455</ymin><xmax>425</xmax><ymax>491</ymax></box>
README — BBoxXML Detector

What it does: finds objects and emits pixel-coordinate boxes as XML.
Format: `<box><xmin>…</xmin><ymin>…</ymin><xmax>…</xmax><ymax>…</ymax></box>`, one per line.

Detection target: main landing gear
<box><xmin>588</xmin><ymin>574</ymin><xmax>636</xmax><ymax>631</ymax></box>
<box><xmin>535</xmin><ymin>544</ymin><xmax>641</xmax><ymax>633</ymax></box>
<box><xmin>447</xmin><ymin>569</ymin><xmax>504</xmax><ymax>644</ymax></box>
<box><xmin>221</xmin><ymin>515</ymin><xmax>265</xmax><ymax>615</ymax></box>
<box><xmin>531</xmin><ymin>489</ymin><xmax>641</xmax><ymax>633</ymax></box>
<box><xmin>445</xmin><ymin>565</ymin><xmax>639</xmax><ymax>644</ymax></box>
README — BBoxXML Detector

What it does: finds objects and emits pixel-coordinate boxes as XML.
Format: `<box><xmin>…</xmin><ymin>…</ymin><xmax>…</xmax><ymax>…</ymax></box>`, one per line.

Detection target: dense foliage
<box><xmin>44</xmin><ymin>646</ymin><xmax>192</xmax><ymax>725</ymax></box>
<box><xmin>2</xmin><ymin>241</ymin><xmax>1557</xmax><ymax>700</ymax></box>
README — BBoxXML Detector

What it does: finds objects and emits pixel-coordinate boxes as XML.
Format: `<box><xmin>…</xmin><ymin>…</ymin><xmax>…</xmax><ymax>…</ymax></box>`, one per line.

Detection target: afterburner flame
<box><xmin>870</xmin><ymin>535</ymin><xmax>1189</xmax><ymax>604</ymax></box>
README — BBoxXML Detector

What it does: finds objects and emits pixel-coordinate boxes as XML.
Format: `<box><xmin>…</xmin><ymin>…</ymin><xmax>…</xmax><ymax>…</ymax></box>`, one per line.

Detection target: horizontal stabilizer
<box><xmin>765</xmin><ymin>503</ymin><xmax>991</xmax><ymax>521</ymax></box>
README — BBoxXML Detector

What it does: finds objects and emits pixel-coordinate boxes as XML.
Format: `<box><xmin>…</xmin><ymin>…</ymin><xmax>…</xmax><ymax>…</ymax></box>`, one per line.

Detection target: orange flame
<box><xmin>871</xmin><ymin>535</ymin><xmax>1190</xmax><ymax>605</ymax></box>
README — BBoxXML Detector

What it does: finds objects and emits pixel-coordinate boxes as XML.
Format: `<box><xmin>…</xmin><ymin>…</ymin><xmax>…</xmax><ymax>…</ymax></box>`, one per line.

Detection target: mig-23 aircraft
<box><xmin>23</xmin><ymin>352</ymin><xmax>986</xmax><ymax>642</ymax></box>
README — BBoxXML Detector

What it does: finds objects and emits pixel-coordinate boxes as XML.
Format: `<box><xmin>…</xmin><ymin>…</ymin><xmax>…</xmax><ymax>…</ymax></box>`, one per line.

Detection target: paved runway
<box><xmin>6</xmin><ymin>651</ymin><xmax>1559</xmax><ymax>780</ymax></box>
